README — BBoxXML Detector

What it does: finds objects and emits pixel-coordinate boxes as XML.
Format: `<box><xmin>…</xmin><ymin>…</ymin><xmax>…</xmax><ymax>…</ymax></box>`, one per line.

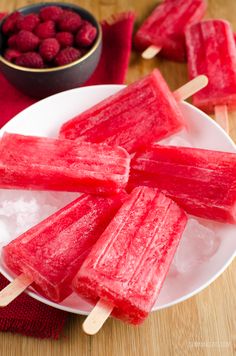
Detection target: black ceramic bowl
<box><xmin>0</xmin><ymin>2</ymin><xmax>102</xmax><ymax>98</ymax></box>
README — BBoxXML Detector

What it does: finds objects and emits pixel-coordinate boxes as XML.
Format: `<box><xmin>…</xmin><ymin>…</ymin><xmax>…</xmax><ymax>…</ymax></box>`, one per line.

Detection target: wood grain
<box><xmin>0</xmin><ymin>1</ymin><xmax>235</xmax><ymax>355</ymax></box>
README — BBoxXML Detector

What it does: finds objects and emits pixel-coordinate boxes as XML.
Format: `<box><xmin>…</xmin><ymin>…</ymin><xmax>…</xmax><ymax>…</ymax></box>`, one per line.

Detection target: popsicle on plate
<box><xmin>73</xmin><ymin>186</ymin><xmax>187</xmax><ymax>329</ymax></box>
<box><xmin>185</xmin><ymin>19</ymin><xmax>236</xmax><ymax>131</ymax></box>
<box><xmin>0</xmin><ymin>132</ymin><xmax>130</xmax><ymax>195</ymax></box>
<box><xmin>3</xmin><ymin>192</ymin><xmax>126</xmax><ymax>303</ymax></box>
<box><xmin>59</xmin><ymin>69</ymin><xmax>185</xmax><ymax>153</ymax></box>
<box><xmin>135</xmin><ymin>0</ymin><xmax>206</xmax><ymax>61</ymax></box>
<box><xmin>128</xmin><ymin>145</ymin><xmax>236</xmax><ymax>224</ymax></box>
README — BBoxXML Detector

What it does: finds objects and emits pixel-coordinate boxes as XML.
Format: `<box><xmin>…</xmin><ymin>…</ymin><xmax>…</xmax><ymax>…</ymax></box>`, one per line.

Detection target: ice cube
<box><xmin>165</xmin><ymin>136</ymin><xmax>193</xmax><ymax>147</ymax></box>
<box><xmin>0</xmin><ymin>190</ymin><xmax>80</xmax><ymax>238</ymax></box>
<box><xmin>158</xmin><ymin>129</ymin><xmax>193</xmax><ymax>147</ymax></box>
<box><xmin>169</xmin><ymin>218</ymin><xmax>221</xmax><ymax>275</ymax></box>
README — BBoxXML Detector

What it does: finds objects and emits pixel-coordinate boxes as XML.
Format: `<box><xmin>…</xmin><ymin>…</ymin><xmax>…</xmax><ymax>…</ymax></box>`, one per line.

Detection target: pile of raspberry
<box><xmin>2</xmin><ymin>5</ymin><xmax>98</xmax><ymax>69</ymax></box>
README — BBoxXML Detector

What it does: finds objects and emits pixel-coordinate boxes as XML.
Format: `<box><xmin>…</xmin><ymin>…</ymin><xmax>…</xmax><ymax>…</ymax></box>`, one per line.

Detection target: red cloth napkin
<box><xmin>0</xmin><ymin>275</ymin><xmax>67</xmax><ymax>339</ymax></box>
<box><xmin>0</xmin><ymin>11</ymin><xmax>135</xmax><ymax>338</ymax></box>
<box><xmin>0</xmin><ymin>11</ymin><xmax>135</xmax><ymax>128</ymax></box>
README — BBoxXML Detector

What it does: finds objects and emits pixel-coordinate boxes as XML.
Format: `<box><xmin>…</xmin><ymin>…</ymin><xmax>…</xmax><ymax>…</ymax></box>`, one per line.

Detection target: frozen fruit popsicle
<box><xmin>0</xmin><ymin>132</ymin><xmax>130</xmax><ymax>195</ymax></box>
<box><xmin>60</xmin><ymin>69</ymin><xmax>186</xmax><ymax>153</ymax></box>
<box><xmin>2</xmin><ymin>192</ymin><xmax>126</xmax><ymax>303</ymax></box>
<box><xmin>128</xmin><ymin>144</ymin><xmax>236</xmax><ymax>224</ymax></box>
<box><xmin>59</xmin><ymin>70</ymin><xmax>208</xmax><ymax>153</ymax></box>
<box><xmin>186</xmin><ymin>19</ymin><xmax>236</xmax><ymax>132</ymax></box>
<box><xmin>73</xmin><ymin>186</ymin><xmax>187</xmax><ymax>331</ymax></box>
<box><xmin>135</xmin><ymin>0</ymin><xmax>206</xmax><ymax>61</ymax></box>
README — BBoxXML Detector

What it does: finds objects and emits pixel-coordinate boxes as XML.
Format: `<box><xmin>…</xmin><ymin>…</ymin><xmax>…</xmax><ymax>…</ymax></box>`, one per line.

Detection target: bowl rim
<box><xmin>0</xmin><ymin>2</ymin><xmax>102</xmax><ymax>73</ymax></box>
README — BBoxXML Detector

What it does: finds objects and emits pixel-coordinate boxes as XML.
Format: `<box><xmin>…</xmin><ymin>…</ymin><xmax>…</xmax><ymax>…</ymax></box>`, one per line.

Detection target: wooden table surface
<box><xmin>0</xmin><ymin>0</ymin><xmax>235</xmax><ymax>355</ymax></box>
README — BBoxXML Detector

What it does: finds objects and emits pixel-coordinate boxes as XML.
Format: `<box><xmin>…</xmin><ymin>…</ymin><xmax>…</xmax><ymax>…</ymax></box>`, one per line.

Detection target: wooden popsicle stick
<box><xmin>0</xmin><ymin>273</ymin><xmax>33</xmax><ymax>307</ymax></box>
<box><xmin>214</xmin><ymin>105</ymin><xmax>229</xmax><ymax>134</ymax></box>
<box><xmin>142</xmin><ymin>45</ymin><xmax>161</xmax><ymax>59</ymax></box>
<box><xmin>173</xmin><ymin>75</ymin><xmax>208</xmax><ymax>101</ymax></box>
<box><xmin>82</xmin><ymin>299</ymin><xmax>114</xmax><ymax>335</ymax></box>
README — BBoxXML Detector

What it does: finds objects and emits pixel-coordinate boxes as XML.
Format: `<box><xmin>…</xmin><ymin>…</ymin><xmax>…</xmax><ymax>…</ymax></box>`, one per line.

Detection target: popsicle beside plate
<box><xmin>135</xmin><ymin>0</ymin><xmax>206</xmax><ymax>61</ymax></box>
<box><xmin>186</xmin><ymin>19</ymin><xmax>236</xmax><ymax>132</ymax></box>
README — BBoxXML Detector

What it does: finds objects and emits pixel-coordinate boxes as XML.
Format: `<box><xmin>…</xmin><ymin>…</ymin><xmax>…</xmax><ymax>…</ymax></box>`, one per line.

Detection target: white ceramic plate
<box><xmin>0</xmin><ymin>85</ymin><xmax>236</xmax><ymax>315</ymax></box>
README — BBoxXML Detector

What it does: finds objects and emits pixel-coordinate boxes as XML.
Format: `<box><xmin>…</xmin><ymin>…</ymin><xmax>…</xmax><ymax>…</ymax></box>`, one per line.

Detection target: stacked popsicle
<box><xmin>59</xmin><ymin>69</ymin><xmax>186</xmax><ymax>153</ymax></box>
<box><xmin>0</xmin><ymin>132</ymin><xmax>130</xmax><ymax>195</ymax></box>
<box><xmin>128</xmin><ymin>145</ymin><xmax>236</xmax><ymax>224</ymax></box>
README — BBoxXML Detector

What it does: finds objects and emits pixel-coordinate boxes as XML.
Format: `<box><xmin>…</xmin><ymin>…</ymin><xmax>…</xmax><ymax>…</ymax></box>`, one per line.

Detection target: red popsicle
<box><xmin>59</xmin><ymin>69</ymin><xmax>186</xmax><ymax>153</ymax></box>
<box><xmin>0</xmin><ymin>132</ymin><xmax>130</xmax><ymax>195</ymax></box>
<box><xmin>2</xmin><ymin>192</ymin><xmax>126</xmax><ymax>303</ymax></box>
<box><xmin>128</xmin><ymin>144</ymin><xmax>236</xmax><ymax>223</ymax></box>
<box><xmin>73</xmin><ymin>186</ymin><xmax>187</xmax><ymax>332</ymax></box>
<box><xmin>185</xmin><ymin>19</ymin><xmax>236</xmax><ymax>132</ymax></box>
<box><xmin>135</xmin><ymin>0</ymin><xmax>206</xmax><ymax>61</ymax></box>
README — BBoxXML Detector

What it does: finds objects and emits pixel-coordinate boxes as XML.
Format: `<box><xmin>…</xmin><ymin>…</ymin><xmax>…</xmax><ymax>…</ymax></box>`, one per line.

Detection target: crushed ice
<box><xmin>169</xmin><ymin>218</ymin><xmax>221</xmax><ymax>276</ymax></box>
<box><xmin>0</xmin><ymin>190</ymin><xmax>79</xmax><ymax>247</ymax></box>
<box><xmin>158</xmin><ymin>129</ymin><xmax>193</xmax><ymax>147</ymax></box>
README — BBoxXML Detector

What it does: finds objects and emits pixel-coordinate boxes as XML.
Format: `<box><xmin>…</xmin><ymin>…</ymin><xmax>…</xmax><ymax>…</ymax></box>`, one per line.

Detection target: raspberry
<box><xmin>55</xmin><ymin>47</ymin><xmax>81</xmax><ymax>66</ymax></box>
<box><xmin>34</xmin><ymin>20</ymin><xmax>56</xmax><ymax>39</ymax></box>
<box><xmin>39</xmin><ymin>6</ymin><xmax>63</xmax><ymax>21</ymax></box>
<box><xmin>8</xmin><ymin>34</ymin><xmax>18</xmax><ymax>48</ymax></box>
<box><xmin>2</xmin><ymin>7</ymin><xmax>97</xmax><ymax>69</ymax></box>
<box><xmin>17</xmin><ymin>13</ymin><xmax>40</xmax><ymax>32</ymax></box>
<box><xmin>4</xmin><ymin>48</ymin><xmax>21</xmax><ymax>63</ymax></box>
<box><xmin>56</xmin><ymin>32</ymin><xmax>74</xmax><ymax>48</ymax></box>
<box><xmin>15</xmin><ymin>52</ymin><xmax>44</xmax><ymax>68</ymax></box>
<box><xmin>15</xmin><ymin>30</ymin><xmax>40</xmax><ymax>52</ymax></box>
<box><xmin>39</xmin><ymin>38</ymin><xmax>60</xmax><ymax>62</ymax></box>
<box><xmin>82</xmin><ymin>20</ymin><xmax>91</xmax><ymax>27</ymax></box>
<box><xmin>2</xmin><ymin>11</ymin><xmax>22</xmax><ymax>35</ymax></box>
<box><xmin>58</xmin><ymin>11</ymin><xmax>82</xmax><ymax>33</ymax></box>
<box><xmin>75</xmin><ymin>22</ymin><xmax>97</xmax><ymax>47</ymax></box>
